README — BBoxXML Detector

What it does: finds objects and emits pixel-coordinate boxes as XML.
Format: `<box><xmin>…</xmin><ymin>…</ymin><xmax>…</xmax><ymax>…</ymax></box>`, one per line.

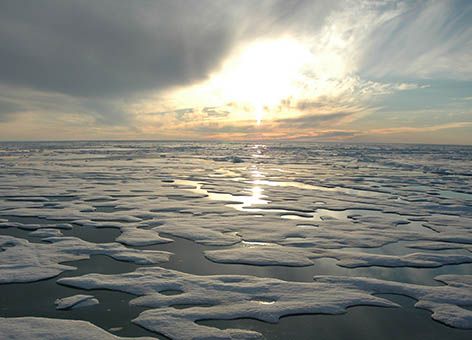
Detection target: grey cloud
<box><xmin>202</xmin><ymin>107</ymin><xmax>230</xmax><ymax>118</ymax></box>
<box><xmin>0</xmin><ymin>87</ymin><xmax>131</xmax><ymax>126</ymax></box>
<box><xmin>147</xmin><ymin>108</ymin><xmax>196</xmax><ymax>123</ymax></box>
<box><xmin>0</xmin><ymin>0</ymin><xmax>239</xmax><ymax>97</ymax></box>
<box><xmin>313</xmin><ymin>130</ymin><xmax>357</xmax><ymax>138</ymax></box>
<box><xmin>0</xmin><ymin>0</ymin><xmax>337</xmax><ymax>99</ymax></box>
<box><xmin>0</xmin><ymin>99</ymin><xmax>22</xmax><ymax>122</ymax></box>
<box><xmin>188</xmin><ymin>111</ymin><xmax>355</xmax><ymax>135</ymax></box>
<box><xmin>191</xmin><ymin>123</ymin><xmax>260</xmax><ymax>134</ymax></box>
<box><xmin>276</xmin><ymin>112</ymin><xmax>353</xmax><ymax>128</ymax></box>
<box><xmin>190</xmin><ymin>123</ymin><xmax>359</xmax><ymax>140</ymax></box>
<box><xmin>290</xmin><ymin>130</ymin><xmax>359</xmax><ymax>141</ymax></box>
<box><xmin>79</xmin><ymin>98</ymin><xmax>130</xmax><ymax>126</ymax></box>
<box><xmin>0</xmin><ymin>99</ymin><xmax>22</xmax><ymax>114</ymax></box>
<box><xmin>147</xmin><ymin>106</ymin><xmax>230</xmax><ymax>121</ymax></box>
<box><xmin>296</xmin><ymin>99</ymin><xmax>345</xmax><ymax>112</ymax></box>
<box><xmin>0</xmin><ymin>0</ymin><xmax>343</xmax><ymax>128</ymax></box>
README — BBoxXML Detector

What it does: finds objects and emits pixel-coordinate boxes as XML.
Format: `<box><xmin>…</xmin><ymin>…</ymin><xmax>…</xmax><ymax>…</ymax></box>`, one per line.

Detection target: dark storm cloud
<box><xmin>0</xmin><ymin>0</ymin><xmax>240</xmax><ymax>97</ymax></box>
<box><xmin>0</xmin><ymin>0</ymin><xmax>335</xmax><ymax>99</ymax></box>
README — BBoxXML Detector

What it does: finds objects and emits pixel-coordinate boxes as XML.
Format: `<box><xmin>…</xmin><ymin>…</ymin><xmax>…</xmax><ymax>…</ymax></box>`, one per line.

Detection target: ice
<box><xmin>205</xmin><ymin>245</ymin><xmax>472</xmax><ymax>268</ymax></box>
<box><xmin>0</xmin><ymin>142</ymin><xmax>471</xmax><ymax>338</ymax></box>
<box><xmin>313</xmin><ymin>275</ymin><xmax>472</xmax><ymax>329</ymax></box>
<box><xmin>408</xmin><ymin>241</ymin><xmax>472</xmax><ymax>252</ymax></box>
<box><xmin>55</xmin><ymin>294</ymin><xmax>99</xmax><ymax>310</ymax></box>
<box><xmin>156</xmin><ymin>222</ymin><xmax>242</xmax><ymax>246</ymax></box>
<box><xmin>0</xmin><ymin>235</ymin><xmax>171</xmax><ymax>283</ymax></box>
<box><xmin>59</xmin><ymin>266</ymin><xmax>398</xmax><ymax>339</ymax></box>
<box><xmin>0</xmin><ymin>220</ymin><xmax>72</xmax><ymax>231</ymax></box>
<box><xmin>0</xmin><ymin>317</ymin><xmax>154</xmax><ymax>339</ymax></box>
<box><xmin>205</xmin><ymin>245</ymin><xmax>314</xmax><ymax>266</ymax></box>
<box><xmin>312</xmin><ymin>249</ymin><xmax>472</xmax><ymax>268</ymax></box>
<box><xmin>116</xmin><ymin>227</ymin><xmax>173</xmax><ymax>246</ymax></box>
<box><xmin>154</xmin><ymin>209</ymin><xmax>472</xmax><ymax>268</ymax></box>
<box><xmin>30</xmin><ymin>228</ymin><xmax>63</xmax><ymax>238</ymax></box>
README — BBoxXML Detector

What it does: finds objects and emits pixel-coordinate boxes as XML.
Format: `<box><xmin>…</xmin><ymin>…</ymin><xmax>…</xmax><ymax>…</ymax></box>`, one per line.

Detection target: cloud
<box><xmin>395</xmin><ymin>83</ymin><xmax>430</xmax><ymax>91</ymax></box>
<box><xmin>170</xmin><ymin>110</ymin><xmax>360</xmax><ymax>141</ymax></box>
<box><xmin>191</xmin><ymin>123</ymin><xmax>259</xmax><ymax>134</ymax></box>
<box><xmin>0</xmin><ymin>0</ymin><xmax>342</xmax><ymax>99</ymax></box>
<box><xmin>0</xmin><ymin>84</ymin><xmax>132</xmax><ymax>126</ymax></box>
<box><xmin>369</xmin><ymin>122</ymin><xmax>472</xmax><ymax>135</ymax></box>
<box><xmin>361</xmin><ymin>0</ymin><xmax>472</xmax><ymax>79</ymax></box>
<box><xmin>0</xmin><ymin>99</ymin><xmax>23</xmax><ymax>122</ymax></box>
<box><xmin>202</xmin><ymin>107</ymin><xmax>230</xmax><ymax>118</ymax></box>
<box><xmin>0</xmin><ymin>1</ymin><xmax>239</xmax><ymax>97</ymax></box>
<box><xmin>0</xmin><ymin>0</ymin><xmax>342</xmax><ymax>128</ymax></box>
<box><xmin>275</xmin><ymin>111</ymin><xmax>354</xmax><ymax>128</ymax></box>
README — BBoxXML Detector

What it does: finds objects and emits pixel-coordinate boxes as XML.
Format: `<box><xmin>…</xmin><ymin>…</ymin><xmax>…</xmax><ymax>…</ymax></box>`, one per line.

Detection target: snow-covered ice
<box><xmin>55</xmin><ymin>294</ymin><xmax>99</xmax><ymax>310</ymax></box>
<box><xmin>0</xmin><ymin>235</ymin><xmax>171</xmax><ymax>283</ymax></box>
<box><xmin>0</xmin><ymin>317</ymin><xmax>154</xmax><ymax>339</ymax></box>
<box><xmin>58</xmin><ymin>266</ymin><xmax>399</xmax><ymax>339</ymax></box>
<box><xmin>58</xmin><ymin>266</ymin><xmax>472</xmax><ymax>338</ymax></box>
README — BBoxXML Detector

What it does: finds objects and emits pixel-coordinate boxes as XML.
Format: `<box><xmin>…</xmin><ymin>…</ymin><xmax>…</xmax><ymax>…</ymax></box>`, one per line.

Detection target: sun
<box><xmin>216</xmin><ymin>38</ymin><xmax>311</xmax><ymax>124</ymax></box>
<box><xmin>162</xmin><ymin>36</ymin><xmax>349</xmax><ymax>128</ymax></box>
<box><xmin>165</xmin><ymin>37</ymin><xmax>312</xmax><ymax>125</ymax></box>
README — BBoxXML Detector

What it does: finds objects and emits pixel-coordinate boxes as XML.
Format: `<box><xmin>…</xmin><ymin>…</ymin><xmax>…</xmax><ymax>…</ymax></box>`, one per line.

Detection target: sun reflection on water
<box><xmin>173</xmin><ymin>145</ymin><xmax>273</xmax><ymax>210</ymax></box>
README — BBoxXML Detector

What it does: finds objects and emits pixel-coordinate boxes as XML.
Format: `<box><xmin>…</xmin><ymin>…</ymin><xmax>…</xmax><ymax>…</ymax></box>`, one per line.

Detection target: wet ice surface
<box><xmin>55</xmin><ymin>294</ymin><xmax>99</xmax><ymax>310</ymax></box>
<box><xmin>0</xmin><ymin>141</ymin><xmax>471</xmax><ymax>339</ymax></box>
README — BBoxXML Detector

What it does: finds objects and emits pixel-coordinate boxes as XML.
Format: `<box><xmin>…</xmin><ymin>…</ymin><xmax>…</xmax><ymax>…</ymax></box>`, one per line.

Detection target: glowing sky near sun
<box><xmin>0</xmin><ymin>0</ymin><xmax>471</xmax><ymax>143</ymax></box>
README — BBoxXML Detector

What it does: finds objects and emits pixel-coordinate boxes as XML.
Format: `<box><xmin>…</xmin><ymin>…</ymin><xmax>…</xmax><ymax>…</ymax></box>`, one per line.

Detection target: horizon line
<box><xmin>0</xmin><ymin>139</ymin><xmax>471</xmax><ymax>147</ymax></box>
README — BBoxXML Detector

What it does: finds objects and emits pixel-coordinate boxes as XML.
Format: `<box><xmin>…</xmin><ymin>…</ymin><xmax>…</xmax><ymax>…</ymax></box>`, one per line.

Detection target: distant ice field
<box><xmin>0</xmin><ymin>141</ymin><xmax>471</xmax><ymax>339</ymax></box>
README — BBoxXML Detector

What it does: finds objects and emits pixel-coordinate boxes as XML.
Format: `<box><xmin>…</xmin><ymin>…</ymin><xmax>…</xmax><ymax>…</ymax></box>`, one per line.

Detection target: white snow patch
<box><xmin>55</xmin><ymin>294</ymin><xmax>99</xmax><ymax>310</ymax></box>
<box><xmin>0</xmin><ymin>316</ymin><xmax>154</xmax><ymax>339</ymax></box>
<box><xmin>0</xmin><ymin>235</ymin><xmax>171</xmax><ymax>283</ymax></box>
<box><xmin>58</xmin><ymin>266</ymin><xmax>398</xmax><ymax>339</ymax></box>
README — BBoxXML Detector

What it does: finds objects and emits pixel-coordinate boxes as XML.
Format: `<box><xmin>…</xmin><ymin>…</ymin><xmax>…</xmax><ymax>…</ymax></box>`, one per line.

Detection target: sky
<box><xmin>0</xmin><ymin>0</ymin><xmax>471</xmax><ymax>144</ymax></box>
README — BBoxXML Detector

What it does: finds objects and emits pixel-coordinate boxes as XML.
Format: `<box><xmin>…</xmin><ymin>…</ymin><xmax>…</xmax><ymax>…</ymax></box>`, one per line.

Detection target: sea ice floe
<box><xmin>0</xmin><ymin>220</ymin><xmax>72</xmax><ymax>231</ymax></box>
<box><xmin>313</xmin><ymin>275</ymin><xmax>472</xmax><ymax>329</ymax></box>
<box><xmin>58</xmin><ymin>266</ymin><xmax>399</xmax><ymax>339</ymax></box>
<box><xmin>0</xmin><ymin>317</ymin><xmax>154</xmax><ymax>339</ymax></box>
<box><xmin>154</xmin><ymin>223</ymin><xmax>242</xmax><ymax>246</ymax></box>
<box><xmin>205</xmin><ymin>245</ymin><xmax>472</xmax><ymax>268</ymax></box>
<box><xmin>0</xmin><ymin>235</ymin><xmax>171</xmax><ymax>283</ymax></box>
<box><xmin>58</xmin><ymin>266</ymin><xmax>472</xmax><ymax>334</ymax></box>
<box><xmin>408</xmin><ymin>241</ymin><xmax>472</xmax><ymax>252</ymax></box>
<box><xmin>310</xmin><ymin>249</ymin><xmax>472</xmax><ymax>268</ymax></box>
<box><xmin>55</xmin><ymin>294</ymin><xmax>99</xmax><ymax>310</ymax></box>
<box><xmin>154</xmin><ymin>210</ymin><xmax>472</xmax><ymax>268</ymax></box>
<box><xmin>205</xmin><ymin>245</ymin><xmax>314</xmax><ymax>267</ymax></box>
<box><xmin>116</xmin><ymin>227</ymin><xmax>173</xmax><ymax>246</ymax></box>
<box><xmin>30</xmin><ymin>228</ymin><xmax>63</xmax><ymax>238</ymax></box>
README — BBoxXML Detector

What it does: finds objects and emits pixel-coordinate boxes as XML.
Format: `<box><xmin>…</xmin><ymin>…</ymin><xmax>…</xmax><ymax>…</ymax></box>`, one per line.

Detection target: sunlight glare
<box><xmin>164</xmin><ymin>33</ymin><xmax>352</xmax><ymax>128</ymax></box>
<box><xmin>219</xmin><ymin>38</ymin><xmax>311</xmax><ymax>124</ymax></box>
